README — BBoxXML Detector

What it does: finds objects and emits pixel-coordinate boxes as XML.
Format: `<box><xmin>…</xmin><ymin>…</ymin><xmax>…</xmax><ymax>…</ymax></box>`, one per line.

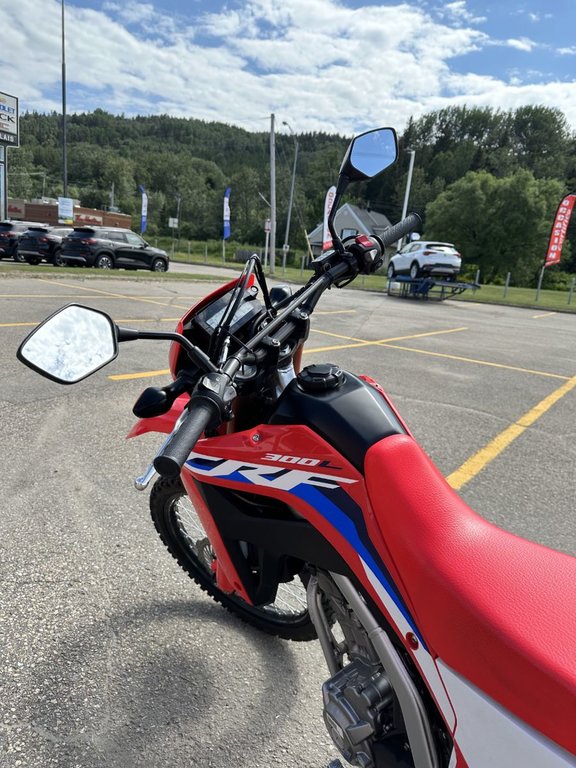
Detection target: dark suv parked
<box><xmin>60</xmin><ymin>227</ymin><xmax>169</xmax><ymax>272</ymax></box>
<box><xmin>0</xmin><ymin>220</ymin><xmax>48</xmax><ymax>261</ymax></box>
<box><xmin>19</xmin><ymin>225</ymin><xmax>74</xmax><ymax>266</ymax></box>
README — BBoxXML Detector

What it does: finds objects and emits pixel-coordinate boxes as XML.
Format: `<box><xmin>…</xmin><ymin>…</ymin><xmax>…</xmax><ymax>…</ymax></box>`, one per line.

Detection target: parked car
<box><xmin>60</xmin><ymin>227</ymin><xmax>169</xmax><ymax>272</ymax></box>
<box><xmin>387</xmin><ymin>240</ymin><xmax>462</xmax><ymax>280</ymax></box>
<box><xmin>0</xmin><ymin>220</ymin><xmax>49</xmax><ymax>261</ymax></box>
<box><xmin>18</xmin><ymin>225</ymin><xmax>74</xmax><ymax>266</ymax></box>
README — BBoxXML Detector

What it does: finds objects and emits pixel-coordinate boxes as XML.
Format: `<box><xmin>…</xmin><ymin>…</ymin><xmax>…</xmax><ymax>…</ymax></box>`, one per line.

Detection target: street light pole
<box><xmin>61</xmin><ymin>0</ymin><xmax>68</xmax><ymax>198</ymax></box>
<box><xmin>397</xmin><ymin>149</ymin><xmax>415</xmax><ymax>250</ymax></box>
<box><xmin>281</xmin><ymin>121</ymin><xmax>299</xmax><ymax>275</ymax></box>
<box><xmin>269</xmin><ymin>113</ymin><xmax>276</xmax><ymax>275</ymax></box>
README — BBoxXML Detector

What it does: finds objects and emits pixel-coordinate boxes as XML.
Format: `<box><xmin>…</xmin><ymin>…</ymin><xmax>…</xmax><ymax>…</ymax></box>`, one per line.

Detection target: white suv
<box><xmin>387</xmin><ymin>241</ymin><xmax>462</xmax><ymax>280</ymax></box>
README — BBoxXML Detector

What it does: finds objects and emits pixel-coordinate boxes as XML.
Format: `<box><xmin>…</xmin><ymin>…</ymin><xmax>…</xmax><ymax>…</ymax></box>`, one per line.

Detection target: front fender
<box><xmin>126</xmin><ymin>393</ymin><xmax>188</xmax><ymax>438</ymax></box>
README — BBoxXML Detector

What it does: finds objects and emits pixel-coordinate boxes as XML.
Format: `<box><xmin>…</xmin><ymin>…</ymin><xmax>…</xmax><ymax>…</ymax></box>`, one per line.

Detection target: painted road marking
<box><xmin>306</xmin><ymin>326</ymin><xmax>468</xmax><ymax>353</ymax></box>
<box><xmin>377</xmin><ymin>343</ymin><xmax>570</xmax><ymax>381</ymax></box>
<box><xmin>446</xmin><ymin>375</ymin><xmax>576</xmax><ymax>490</ymax></box>
<box><xmin>38</xmin><ymin>278</ymin><xmax>193</xmax><ymax>311</ymax></box>
<box><xmin>109</xmin><ymin>369</ymin><xmax>169</xmax><ymax>380</ymax></box>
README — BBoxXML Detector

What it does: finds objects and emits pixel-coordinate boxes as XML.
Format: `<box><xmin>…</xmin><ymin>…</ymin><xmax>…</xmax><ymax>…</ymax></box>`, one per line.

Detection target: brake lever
<box><xmin>132</xmin><ymin>373</ymin><xmax>195</xmax><ymax>419</ymax></box>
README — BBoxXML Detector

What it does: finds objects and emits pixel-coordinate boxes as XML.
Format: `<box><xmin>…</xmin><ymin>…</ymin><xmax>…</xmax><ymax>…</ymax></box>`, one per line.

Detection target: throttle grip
<box><xmin>153</xmin><ymin>399</ymin><xmax>217</xmax><ymax>478</ymax></box>
<box><xmin>380</xmin><ymin>213</ymin><xmax>422</xmax><ymax>248</ymax></box>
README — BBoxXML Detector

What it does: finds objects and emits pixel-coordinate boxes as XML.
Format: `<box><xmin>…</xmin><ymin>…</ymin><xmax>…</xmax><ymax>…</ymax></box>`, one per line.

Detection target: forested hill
<box><xmin>12</xmin><ymin>109</ymin><xmax>351</xmax><ymax>245</ymax></box>
<box><xmin>9</xmin><ymin>106</ymin><xmax>576</xmax><ymax>280</ymax></box>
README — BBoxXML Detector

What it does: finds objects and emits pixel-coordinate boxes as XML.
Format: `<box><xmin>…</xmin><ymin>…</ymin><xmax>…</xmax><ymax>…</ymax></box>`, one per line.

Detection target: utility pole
<box><xmin>269</xmin><ymin>113</ymin><xmax>276</xmax><ymax>275</ymax></box>
<box><xmin>61</xmin><ymin>0</ymin><xmax>68</xmax><ymax>197</ymax></box>
<box><xmin>172</xmin><ymin>194</ymin><xmax>181</xmax><ymax>257</ymax></box>
<box><xmin>282</xmin><ymin>121</ymin><xmax>299</xmax><ymax>275</ymax></box>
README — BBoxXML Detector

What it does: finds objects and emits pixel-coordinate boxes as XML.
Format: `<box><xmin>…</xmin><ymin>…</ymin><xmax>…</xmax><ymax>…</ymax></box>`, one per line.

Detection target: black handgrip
<box><xmin>154</xmin><ymin>399</ymin><xmax>217</xmax><ymax>478</ymax></box>
<box><xmin>380</xmin><ymin>213</ymin><xmax>422</xmax><ymax>248</ymax></box>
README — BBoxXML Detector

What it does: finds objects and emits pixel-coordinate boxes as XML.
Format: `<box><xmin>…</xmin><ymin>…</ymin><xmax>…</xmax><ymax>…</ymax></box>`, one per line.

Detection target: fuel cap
<box><xmin>297</xmin><ymin>363</ymin><xmax>344</xmax><ymax>392</ymax></box>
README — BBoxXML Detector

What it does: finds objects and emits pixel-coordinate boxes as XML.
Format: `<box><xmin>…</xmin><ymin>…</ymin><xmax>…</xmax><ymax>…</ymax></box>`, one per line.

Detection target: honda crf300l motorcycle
<box><xmin>18</xmin><ymin>128</ymin><xmax>576</xmax><ymax>768</ymax></box>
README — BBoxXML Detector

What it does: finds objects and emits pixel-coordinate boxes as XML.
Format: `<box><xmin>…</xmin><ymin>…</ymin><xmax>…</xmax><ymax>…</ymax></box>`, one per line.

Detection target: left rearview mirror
<box><xmin>17</xmin><ymin>304</ymin><xmax>118</xmax><ymax>384</ymax></box>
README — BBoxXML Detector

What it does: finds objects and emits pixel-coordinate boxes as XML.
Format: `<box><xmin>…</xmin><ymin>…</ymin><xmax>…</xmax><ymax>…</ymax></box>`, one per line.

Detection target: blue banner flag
<box><xmin>223</xmin><ymin>186</ymin><xmax>231</xmax><ymax>240</ymax></box>
<box><xmin>138</xmin><ymin>184</ymin><xmax>148</xmax><ymax>234</ymax></box>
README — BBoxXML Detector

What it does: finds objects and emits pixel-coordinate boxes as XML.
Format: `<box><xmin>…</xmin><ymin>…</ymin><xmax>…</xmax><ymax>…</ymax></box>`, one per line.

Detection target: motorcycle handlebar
<box><xmin>152</xmin><ymin>212</ymin><xmax>423</xmax><ymax>479</ymax></box>
<box><xmin>379</xmin><ymin>212</ymin><xmax>422</xmax><ymax>250</ymax></box>
<box><xmin>153</xmin><ymin>398</ymin><xmax>218</xmax><ymax>478</ymax></box>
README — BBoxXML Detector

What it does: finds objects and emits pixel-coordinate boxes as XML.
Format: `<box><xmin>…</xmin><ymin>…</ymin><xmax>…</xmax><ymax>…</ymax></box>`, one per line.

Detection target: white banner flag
<box><xmin>322</xmin><ymin>186</ymin><xmax>336</xmax><ymax>251</ymax></box>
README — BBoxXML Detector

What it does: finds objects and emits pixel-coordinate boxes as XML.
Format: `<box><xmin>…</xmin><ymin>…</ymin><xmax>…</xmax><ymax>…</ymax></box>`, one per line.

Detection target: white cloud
<box><xmin>506</xmin><ymin>37</ymin><xmax>539</xmax><ymax>53</ymax></box>
<box><xmin>437</xmin><ymin>1</ymin><xmax>487</xmax><ymax>25</ymax></box>
<box><xmin>0</xmin><ymin>0</ymin><xmax>575</xmax><ymax>136</ymax></box>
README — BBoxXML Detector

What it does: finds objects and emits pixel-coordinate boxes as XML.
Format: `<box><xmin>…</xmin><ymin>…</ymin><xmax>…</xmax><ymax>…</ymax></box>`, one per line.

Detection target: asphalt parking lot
<box><xmin>1</xmin><ymin>270</ymin><xmax>575</xmax><ymax>768</ymax></box>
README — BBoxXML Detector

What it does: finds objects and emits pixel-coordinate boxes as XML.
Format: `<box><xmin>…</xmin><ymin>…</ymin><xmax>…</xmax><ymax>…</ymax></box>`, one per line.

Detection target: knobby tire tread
<box><xmin>149</xmin><ymin>475</ymin><xmax>318</xmax><ymax>641</ymax></box>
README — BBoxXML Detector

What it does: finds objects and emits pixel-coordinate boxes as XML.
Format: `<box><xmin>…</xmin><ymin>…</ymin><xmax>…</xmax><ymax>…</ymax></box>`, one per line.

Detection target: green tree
<box><xmin>425</xmin><ymin>170</ymin><xmax>565</xmax><ymax>283</ymax></box>
<box><xmin>512</xmin><ymin>106</ymin><xmax>572</xmax><ymax>179</ymax></box>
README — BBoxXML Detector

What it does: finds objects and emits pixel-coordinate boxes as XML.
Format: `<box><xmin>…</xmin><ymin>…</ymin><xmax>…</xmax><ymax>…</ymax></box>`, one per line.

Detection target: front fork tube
<box><xmin>133</xmin><ymin>409</ymin><xmax>190</xmax><ymax>490</ymax></box>
<box><xmin>133</xmin><ymin>432</ymin><xmax>173</xmax><ymax>490</ymax></box>
<box><xmin>307</xmin><ymin>575</ymin><xmax>345</xmax><ymax>677</ymax></box>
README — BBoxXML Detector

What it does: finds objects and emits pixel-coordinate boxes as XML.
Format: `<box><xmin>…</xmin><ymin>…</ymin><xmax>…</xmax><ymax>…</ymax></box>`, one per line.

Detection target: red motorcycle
<box><xmin>18</xmin><ymin>128</ymin><xmax>576</xmax><ymax>768</ymax></box>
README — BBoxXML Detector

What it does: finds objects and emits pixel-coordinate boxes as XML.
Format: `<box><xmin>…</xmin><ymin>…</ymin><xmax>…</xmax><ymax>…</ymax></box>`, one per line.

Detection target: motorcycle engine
<box><xmin>323</xmin><ymin>657</ymin><xmax>415</xmax><ymax>768</ymax></box>
<box><xmin>313</xmin><ymin>572</ymin><xmax>415</xmax><ymax>768</ymax></box>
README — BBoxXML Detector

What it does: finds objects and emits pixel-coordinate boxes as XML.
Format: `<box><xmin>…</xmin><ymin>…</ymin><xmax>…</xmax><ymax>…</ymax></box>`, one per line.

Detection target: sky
<box><xmin>2</xmin><ymin>0</ymin><xmax>576</xmax><ymax>137</ymax></box>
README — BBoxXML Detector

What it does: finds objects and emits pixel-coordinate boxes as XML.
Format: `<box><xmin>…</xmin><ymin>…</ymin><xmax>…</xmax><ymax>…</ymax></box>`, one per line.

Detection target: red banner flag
<box><xmin>545</xmin><ymin>193</ymin><xmax>576</xmax><ymax>268</ymax></box>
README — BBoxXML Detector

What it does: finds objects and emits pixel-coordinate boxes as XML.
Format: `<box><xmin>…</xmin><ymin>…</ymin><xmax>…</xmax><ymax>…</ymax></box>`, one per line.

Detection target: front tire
<box><xmin>151</xmin><ymin>258</ymin><xmax>168</xmax><ymax>272</ymax></box>
<box><xmin>149</xmin><ymin>476</ymin><xmax>318</xmax><ymax>640</ymax></box>
<box><xmin>387</xmin><ymin>263</ymin><xmax>396</xmax><ymax>280</ymax></box>
<box><xmin>14</xmin><ymin>250</ymin><xmax>27</xmax><ymax>263</ymax></box>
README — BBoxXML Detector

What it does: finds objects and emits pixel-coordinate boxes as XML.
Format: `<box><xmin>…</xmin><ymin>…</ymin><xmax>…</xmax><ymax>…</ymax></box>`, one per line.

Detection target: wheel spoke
<box><xmin>172</xmin><ymin>493</ymin><xmax>308</xmax><ymax>619</ymax></box>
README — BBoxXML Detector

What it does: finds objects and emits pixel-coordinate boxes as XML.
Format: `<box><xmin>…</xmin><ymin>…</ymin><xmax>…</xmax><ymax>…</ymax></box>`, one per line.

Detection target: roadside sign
<box><xmin>0</xmin><ymin>92</ymin><xmax>19</xmax><ymax>147</ymax></box>
<box><xmin>58</xmin><ymin>196</ymin><xmax>74</xmax><ymax>225</ymax></box>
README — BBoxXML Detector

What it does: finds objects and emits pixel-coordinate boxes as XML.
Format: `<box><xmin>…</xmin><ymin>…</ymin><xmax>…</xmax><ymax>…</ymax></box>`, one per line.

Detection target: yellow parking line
<box><xmin>2</xmin><ymin>317</ymin><xmax>185</xmax><ymax>329</ymax></box>
<box><xmin>533</xmin><ymin>312</ymin><xmax>557</xmax><ymax>319</ymax></box>
<box><xmin>109</xmin><ymin>369</ymin><xmax>169</xmax><ymax>380</ymax></box>
<box><xmin>446</xmin><ymin>375</ymin><xmax>576</xmax><ymax>489</ymax></box>
<box><xmin>37</xmin><ymin>278</ymin><xmax>192</xmax><ymax>311</ymax></box>
<box><xmin>0</xmin><ymin>321</ymin><xmax>38</xmax><ymax>327</ymax></box>
<box><xmin>379</xmin><ymin>343</ymin><xmax>570</xmax><ymax>381</ymax></box>
<box><xmin>310</xmin><ymin>326</ymin><xmax>468</xmax><ymax>344</ymax></box>
<box><xmin>0</xmin><ymin>294</ymin><xmax>203</xmax><ymax>300</ymax></box>
<box><xmin>315</xmin><ymin>310</ymin><xmax>357</xmax><ymax>315</ymax></box>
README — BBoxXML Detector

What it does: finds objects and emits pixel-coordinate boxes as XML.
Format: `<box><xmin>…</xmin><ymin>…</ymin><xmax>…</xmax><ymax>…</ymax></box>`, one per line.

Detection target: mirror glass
<box><xmin>18</xmin><ymin>304</ymin><xmax>118</xmax><ymax>383</ymax></box>
<box><xmin>348</xmin><ymin>128</ymin><xmax>398</xmax><ymax>179</ymax></box>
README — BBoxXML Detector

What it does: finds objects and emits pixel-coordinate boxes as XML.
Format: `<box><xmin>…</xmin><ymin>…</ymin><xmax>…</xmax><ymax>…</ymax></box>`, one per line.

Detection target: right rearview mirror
<box><xmin>341</xmin><ymin>127</ymin><xmax>398</xmax><ymax>182</ymax></box>
<box><xmin>326</xmin><ymin>127</ymin><xmax>398</xmax><ymax>254</ymax></box>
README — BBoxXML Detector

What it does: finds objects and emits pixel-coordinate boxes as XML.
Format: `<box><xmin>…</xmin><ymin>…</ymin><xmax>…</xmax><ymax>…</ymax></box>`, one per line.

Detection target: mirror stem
<box><xmin>116</xmin><ymin>326</ymin><xmax>218</xmax><ymax>373</ymax></box>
